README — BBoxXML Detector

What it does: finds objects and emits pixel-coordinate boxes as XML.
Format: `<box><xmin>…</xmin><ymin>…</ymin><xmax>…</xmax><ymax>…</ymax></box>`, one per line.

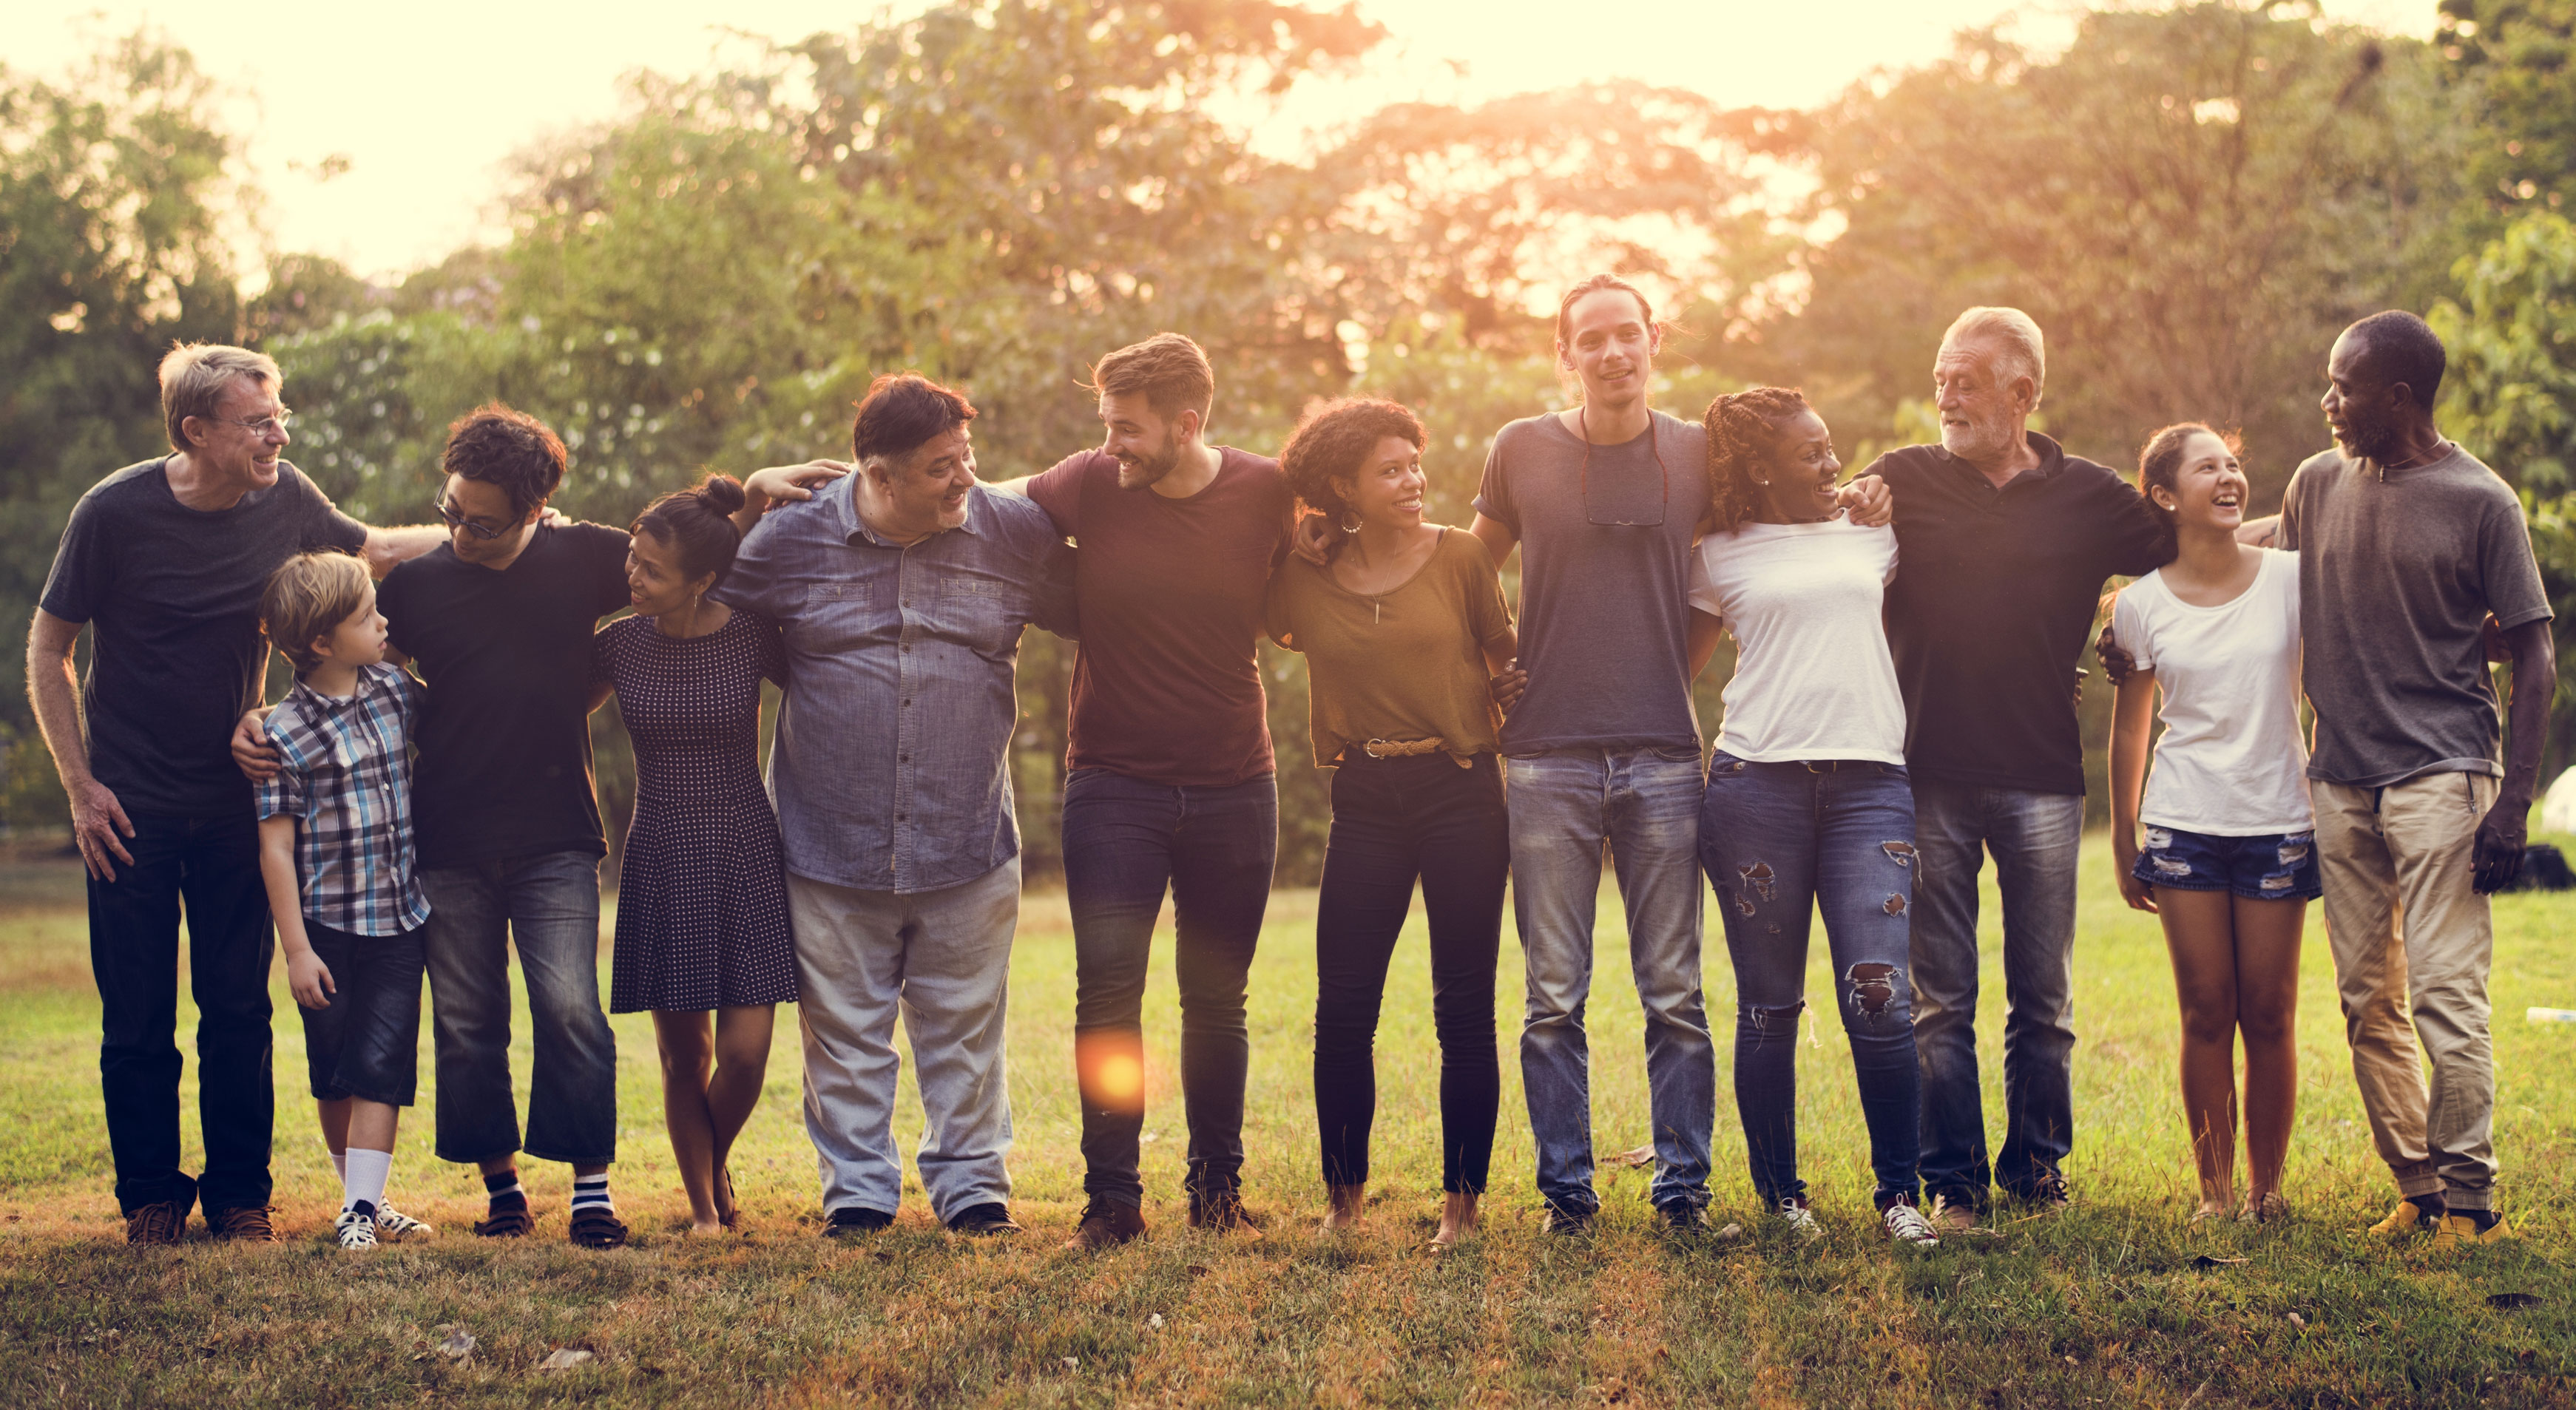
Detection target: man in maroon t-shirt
<box><xmin>1000</xmin><ymin>333</ymin><xmax>1291</xmax><ymax>1250</ymax></box>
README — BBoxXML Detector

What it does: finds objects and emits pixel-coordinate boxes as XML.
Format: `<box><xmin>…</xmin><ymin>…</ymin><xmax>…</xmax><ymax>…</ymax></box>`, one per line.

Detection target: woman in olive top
<box><xmin>1267</xmin><ymin>398</ymin><xmax>1518</xmax><ymax>1249</ymax></box>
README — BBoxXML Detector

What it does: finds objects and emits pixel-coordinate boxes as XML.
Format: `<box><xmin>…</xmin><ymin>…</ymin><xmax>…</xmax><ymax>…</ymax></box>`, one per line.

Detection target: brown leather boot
<box><xmin>123</xmin><ymin>1199</ymin><xmax>189</xmax><ymax>1247</ymax></box>
<box><xmin>1064</xmin><ymin>1199</ymin><xmax>1146</xmax><ymax>1250</ymax></box>
<box><xmin>206</xmin><ymin>1205</ymin><xmax>279</xmax><ymax>1243</ymax></box>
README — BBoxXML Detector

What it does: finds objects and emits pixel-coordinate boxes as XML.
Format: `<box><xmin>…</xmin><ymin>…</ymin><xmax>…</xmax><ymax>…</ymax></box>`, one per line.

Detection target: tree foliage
<box><xmin>1765</xmin><ymin>1</ymin><xmax>2467</xmax><ymax>503</ymax></box>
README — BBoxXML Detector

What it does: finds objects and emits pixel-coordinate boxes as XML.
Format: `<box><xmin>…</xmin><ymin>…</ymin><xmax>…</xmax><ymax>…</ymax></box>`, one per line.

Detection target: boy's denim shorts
<box><xmin>298</xmin><ymin>921</ymin><xmax>427</xmax><ymax>1105</ymax></box>
<box><xmin>2132</xmin><ymin>825</ymin><xmax>2322</xmax><ymax>902</ymax></box>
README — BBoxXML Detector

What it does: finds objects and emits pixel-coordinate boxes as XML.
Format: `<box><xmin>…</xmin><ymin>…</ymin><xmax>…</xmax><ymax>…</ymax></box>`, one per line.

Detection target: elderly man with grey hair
<box><xmin>27</xmin><ymin>343</ymin><xmax>447</xmax><ymax>1246</ymax></box>
<box><xmin>1862</xmin><ymin>308</ymin><xmax>2172</xmax><ymax>1233</ymax></box>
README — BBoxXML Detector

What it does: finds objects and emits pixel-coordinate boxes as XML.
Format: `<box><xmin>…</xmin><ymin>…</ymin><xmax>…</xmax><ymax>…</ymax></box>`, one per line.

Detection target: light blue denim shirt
<box><xmin>716</xmin><ymin>478</ymin><xmax>1075</xmax><ymax>893</ymax></box>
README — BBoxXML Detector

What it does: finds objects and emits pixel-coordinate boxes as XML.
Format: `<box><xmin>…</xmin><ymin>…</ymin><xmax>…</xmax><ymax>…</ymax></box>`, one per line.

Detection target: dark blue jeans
<box><xmin>1314</xmin><ymin>753</ymin><xmax>1507</xmax><ymax>1194</ymax></box>
<box><xmin>420</xmin><ymin>852</ymin><xmax>618</xmax><ymax>1166</ymax></box>
<box><xmin>1064</xmin><ymin>768</ymin><xmax>1277</xmax><ymax>1207</ymax></box>
<box><xmin>1699</xmin><ymin>755</ymin><xmax>1921</xmax><ymax>1209</ymax></box>
<box><xmin>1909</xmin><ymin>778</ymin><xmax>2085</xmax><ymax>1206</ymax></box>
<box><xmin>89</xmin><ymin>810</ymin><xmax>274</xmax><ymax>1215</ymax></box>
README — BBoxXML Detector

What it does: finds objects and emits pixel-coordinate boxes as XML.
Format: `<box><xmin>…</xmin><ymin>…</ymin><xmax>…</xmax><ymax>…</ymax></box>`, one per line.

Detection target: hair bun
<box><xmin>696</xmin><ymin>474</ymin><xmax>747</xmax><ymax>516</ymax></box>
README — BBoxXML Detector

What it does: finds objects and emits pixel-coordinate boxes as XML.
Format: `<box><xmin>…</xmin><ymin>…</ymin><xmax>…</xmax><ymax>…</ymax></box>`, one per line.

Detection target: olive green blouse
<box><xmin>1265</xmin><ymin>527</ymin><xmax>1515</xmax><ymax>765</ymax></box>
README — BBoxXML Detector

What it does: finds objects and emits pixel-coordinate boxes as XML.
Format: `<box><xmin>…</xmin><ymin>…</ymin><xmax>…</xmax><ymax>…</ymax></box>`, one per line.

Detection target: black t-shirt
<box><xmin>38</xmin><ymin>458</ymin><xmax>369</xmax><ymax>817</ymax></box>
<box><xmin>379</xmin><ymin>523</ymin><xmax>632</xmax><ymax>868</ymax></box>
<box><xmin>1871</xmin><ymin>435</ymin><xmax>2171</xmax><ymax>795</ymax></box>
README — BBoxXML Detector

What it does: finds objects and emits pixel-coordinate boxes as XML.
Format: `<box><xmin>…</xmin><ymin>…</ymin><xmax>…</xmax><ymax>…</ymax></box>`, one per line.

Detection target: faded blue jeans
<box><xmin>1909</xmin><ymin>779</ymin><xmax>2085</xmax><ymax>1206</ymax></box>
<box><xmin>1509</xmin><ymin>746</ymin><xmax>1714</xmax><ymax>1214</ymax></box>
<box><xmin>1699</xmin><ymin>754</ymin><xmax>1921</xmax><ymax>1210</ymax></box>
<box><xmin>420</xmin><ymin>852</ymin><xmax>618</xmax><ymax>1167</ymax></box>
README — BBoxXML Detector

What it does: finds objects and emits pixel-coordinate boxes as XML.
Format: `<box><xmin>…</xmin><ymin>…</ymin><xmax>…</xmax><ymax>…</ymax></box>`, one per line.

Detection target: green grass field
<box><xmin>0</xmin><ymin>836</ymin><xmax>2571</xmax><ymax>1407</ymax></box>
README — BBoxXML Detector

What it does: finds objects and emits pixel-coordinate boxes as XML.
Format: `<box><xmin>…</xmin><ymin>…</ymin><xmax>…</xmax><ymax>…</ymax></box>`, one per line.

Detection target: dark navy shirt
<box><xmin>39</xmin><ymin>458</ymin><xmax>368</xmax><ymax>816</ymax></box>
<box><xmin>1871</xmin><ymin>433</ymin><xmax>2171</xmax><ymax>795</ymax></box>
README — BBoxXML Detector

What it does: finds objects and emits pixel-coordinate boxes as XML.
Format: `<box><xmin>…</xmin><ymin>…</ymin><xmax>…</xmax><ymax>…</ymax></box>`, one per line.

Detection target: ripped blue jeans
<box><xmin>2132</xmin><ymin>826</ymin><xmax>2323</xmax><ymax>902</ymax></box>
<box><xmin>1700</xmin><ymin>753</ymin><xmax>1921</xmax><ymax>1210</ymax></box>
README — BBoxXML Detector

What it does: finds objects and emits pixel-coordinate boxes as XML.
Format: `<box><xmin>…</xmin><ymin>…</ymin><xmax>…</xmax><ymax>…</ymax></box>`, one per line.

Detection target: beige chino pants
<box><xmin>2312</xmin><ymin>772</ymin><xmax>2498</xmax><ymax>1208</ymax></box>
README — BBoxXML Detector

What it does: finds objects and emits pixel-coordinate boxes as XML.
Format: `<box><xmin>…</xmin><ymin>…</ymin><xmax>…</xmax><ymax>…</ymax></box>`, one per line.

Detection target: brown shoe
<box><xmin>206</xmin><ymin>1205</ymin><xmax>279</xmax><ymax>1243</ymax></box>
<box><xmin>473</xmin><ymin>1204</ymin><xmax>535</xmax><ymax>1238</ymax></box>
<box><xmin>568</xmin><ymin>1206</ymin><xmax>629</xmax><ymax>1250</ymax></box>
<box><xmin>124</xmin><ymin>1199</ymin><xmax>189</xmax><ymax>1247</ymax></box>
<box><xmin>1186</xmin><ymin>1187</ymin><xmax>1262</xmax><ymax>1236</ymax></box>
<box><xmin>1064</xmin><ymin>1199</ymin><xmax>1146</xmax><ymax>1251</ymax></box>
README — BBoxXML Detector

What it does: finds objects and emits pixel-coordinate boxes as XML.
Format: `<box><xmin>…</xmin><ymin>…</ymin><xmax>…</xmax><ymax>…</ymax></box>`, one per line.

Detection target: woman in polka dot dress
<box><xmin>590</xmin><ymin>474</ymin><xmax>795</xmax><ymax>1235</ymax></box>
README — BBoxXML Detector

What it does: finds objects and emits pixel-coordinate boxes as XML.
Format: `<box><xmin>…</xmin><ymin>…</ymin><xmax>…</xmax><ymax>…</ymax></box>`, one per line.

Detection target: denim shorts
<box><xmin>2132</xmin><ymin>825</ymin><xmax>2322</xmax><ymax>901</ymax></box>
<box><xmin>297</xmin><ymin>921</ymin><xmax>427</xmax><ymax>1105</ymax></box>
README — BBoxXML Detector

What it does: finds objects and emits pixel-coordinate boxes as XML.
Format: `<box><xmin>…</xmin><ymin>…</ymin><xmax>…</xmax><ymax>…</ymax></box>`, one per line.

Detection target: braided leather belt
<box><xmin>1362</xmin><ymin>737</ymin><xmax>1447</xmax><ymax>759</ymax></box>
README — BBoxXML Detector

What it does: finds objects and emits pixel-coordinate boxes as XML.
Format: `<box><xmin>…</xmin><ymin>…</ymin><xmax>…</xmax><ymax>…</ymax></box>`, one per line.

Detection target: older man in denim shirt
<box><xmin>717</xmin><ymin>375</ymin><xmax>1075</xmax><ymax>1238</ymax></box>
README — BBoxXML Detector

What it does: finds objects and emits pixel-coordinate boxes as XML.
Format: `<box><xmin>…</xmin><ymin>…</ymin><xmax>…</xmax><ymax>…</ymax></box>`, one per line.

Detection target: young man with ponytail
<box><xmin>1454</xmin><ymin>277</ymin><xmax>1893</xmax><ymax>1235</ymax></box>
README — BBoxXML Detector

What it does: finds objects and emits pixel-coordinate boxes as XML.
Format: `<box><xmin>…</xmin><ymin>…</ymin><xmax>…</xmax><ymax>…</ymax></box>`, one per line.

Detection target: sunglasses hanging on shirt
<box><xmin>1578</xmin><ymin>406</ymin><xmax>1669</xmax><ymax>527</ymax></box>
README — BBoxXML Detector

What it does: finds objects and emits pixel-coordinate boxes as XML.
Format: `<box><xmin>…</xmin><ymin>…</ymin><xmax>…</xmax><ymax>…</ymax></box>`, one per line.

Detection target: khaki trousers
<box><xmin>2312</xmin><ymin>772</ymin><xmax>2498</xmax><ymax>1207</ymax></box>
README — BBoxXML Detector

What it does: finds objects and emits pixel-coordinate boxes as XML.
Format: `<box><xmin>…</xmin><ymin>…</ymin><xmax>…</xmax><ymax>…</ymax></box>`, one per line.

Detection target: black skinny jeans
<box><xmin>1313</xmin><ymin>752</ymin><xmax>1508</xmax><ymax>1193</ymax></box>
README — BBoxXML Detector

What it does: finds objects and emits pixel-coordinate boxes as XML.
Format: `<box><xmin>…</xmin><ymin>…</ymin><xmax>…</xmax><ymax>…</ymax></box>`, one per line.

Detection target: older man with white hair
<box><xmin>1862</xmin><ymin>308</ymin><xmax>2172</xmax><ymax>1233</ymax></box>
<box><xmin>27</xmin><ymin>344</ymin><xmax>446</xmax><ymax>1246</ymax></box>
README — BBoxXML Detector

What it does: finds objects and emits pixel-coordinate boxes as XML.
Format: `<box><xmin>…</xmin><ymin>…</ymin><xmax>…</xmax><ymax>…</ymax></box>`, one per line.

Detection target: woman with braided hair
<box><xmin>1688</xmin><ymin>388</ymin><xmax>1939</xmax><ymax>1250</ymax></box>
<box><xmin>1265</xmin><ymin>396</ymin><xmax>1518</xmax><ymax>1249</ymax></box>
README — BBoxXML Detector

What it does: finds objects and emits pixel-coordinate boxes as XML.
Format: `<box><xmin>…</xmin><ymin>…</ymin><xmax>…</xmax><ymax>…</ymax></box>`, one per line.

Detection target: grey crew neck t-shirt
<box><xmin>1473</xmin><ymin>410</ymin><xmax>1710</xmax><ymax>753</ymax></box>
<box><xmin>2276</xmin><ymin>442</ymin><xmax>2551</xmax><ymax>787</ymax></box>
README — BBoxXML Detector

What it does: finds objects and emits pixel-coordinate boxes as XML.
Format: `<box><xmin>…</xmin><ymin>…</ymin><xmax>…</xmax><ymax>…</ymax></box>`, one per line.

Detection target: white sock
<box><xmin>331</xmin><ymin>1150</ymin><xmax>347</xmax><ymax>1182</ymax></box>
<box><xmin>571</xmin><ymin>1173</ymin><xmax>613</xmax><ymax>1213</ymax></box>
<box><xmin>343</xmin><ymin>1148</ymin><xmax>393</xmax><ymax>1216</ymax></box>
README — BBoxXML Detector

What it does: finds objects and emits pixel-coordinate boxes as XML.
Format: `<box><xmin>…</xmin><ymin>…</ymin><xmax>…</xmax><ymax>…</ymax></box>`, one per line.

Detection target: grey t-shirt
<box><xmin>1473</xmin><ymin>410</ymin><xmax>1710</xmax><ymax>753</ymax></box>
<box><xmin>2277</xmin><ymin>443</ymin><xmax>2552</xmax><ymax>787</ymax></box>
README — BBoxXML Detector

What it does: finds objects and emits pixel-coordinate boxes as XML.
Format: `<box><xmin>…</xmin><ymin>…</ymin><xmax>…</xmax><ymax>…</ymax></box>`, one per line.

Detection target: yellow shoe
<box><xmin>2432</xmin><ymin>1212</ymin><xmax>2513</xmax><ymax>1248</ymax></box>
<box><xmin>2366</xmin><ymin>1199</ymin><xmax>2435</xmax><ymax>1238</ymax></box>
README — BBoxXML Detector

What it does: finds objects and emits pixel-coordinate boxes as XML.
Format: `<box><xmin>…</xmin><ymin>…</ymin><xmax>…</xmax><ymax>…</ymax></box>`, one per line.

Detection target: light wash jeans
<box><xmin>1508</xmin><ymin>746</ymin><xmax>1714</xmax><ymax>1213</ymax></box>
<box><xmin>1908</xmin><ymin>779</ymin><xmax>2084</xmax><ymax>1206</ymax></box>
<box><xmin>790</xmin><ymin>858</ymin><xmax>1021</xmax><ymax>1223</ymax></box>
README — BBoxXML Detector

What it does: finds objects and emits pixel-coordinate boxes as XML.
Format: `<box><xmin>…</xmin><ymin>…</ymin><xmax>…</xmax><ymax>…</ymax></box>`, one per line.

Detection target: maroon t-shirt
<box><xmin>1026</xmin><ymin>447</ymin><xmax>1291</xmax><ymax>786</ymax></box>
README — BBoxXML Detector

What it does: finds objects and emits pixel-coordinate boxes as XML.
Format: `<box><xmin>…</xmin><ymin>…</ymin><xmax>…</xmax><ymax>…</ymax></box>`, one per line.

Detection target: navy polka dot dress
<box><xmin>593</xmin><ymin>609</ymin><xmax>797</xmax><ymax>1013</ymax></box>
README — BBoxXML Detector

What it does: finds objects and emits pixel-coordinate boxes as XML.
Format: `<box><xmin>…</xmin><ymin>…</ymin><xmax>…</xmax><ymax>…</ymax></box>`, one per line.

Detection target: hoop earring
<box><xmin>1339</xmin><ymin>510</ymin><xmax>1363</xmax><ymax>534</ymax></box>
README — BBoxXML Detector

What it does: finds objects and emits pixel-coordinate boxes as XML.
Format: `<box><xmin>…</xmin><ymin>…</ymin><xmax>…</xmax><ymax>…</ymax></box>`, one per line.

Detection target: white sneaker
<box><xmin>333</xmin><ymin>1210</ymin><xmax>378</xmax><ymax>1250</ymax></box>
<box><xmin>1882</xmin><ymin>1201</ymin><xmax>1941</xmax><ymax>1249</ymax></box>
<box><xmin>372</xmin><ymin>1204</ymin><xmax>436</xmax><ymax>1241</ymax></box>
<box><xmin>1774</xmin><ymin>1197</ymin><xmax>1822</xmax><ymax>1241</ymax></box>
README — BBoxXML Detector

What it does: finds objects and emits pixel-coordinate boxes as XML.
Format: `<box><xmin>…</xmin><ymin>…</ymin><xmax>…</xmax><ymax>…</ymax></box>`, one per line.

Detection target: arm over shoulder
<box><xmin>1023</xmin><ymin>452</ymin><xmax>1093</xmax><ymax>539</ymax></box>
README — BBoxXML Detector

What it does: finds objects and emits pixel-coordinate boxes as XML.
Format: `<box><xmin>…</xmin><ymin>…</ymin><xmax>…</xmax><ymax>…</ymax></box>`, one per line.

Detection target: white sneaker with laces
<box><xmin>333</xmin><ymin>1209</ymin><xmax>378</xmax><ymax>1250</ymax></box>
<box><xmin>1774</xmin><ymin>1197</ymin><xmax>1822</xmax><ymax>1241</ymax></box>
<box><xmin>372</xmin><ymin>1204</ymin><xmax>436</xmax><ymax>1241</ymax></box>
<box><xmin>1882</xmin><ymin>1201</ymin><xmax>1941</xmax><ymax>1249</ymax></box>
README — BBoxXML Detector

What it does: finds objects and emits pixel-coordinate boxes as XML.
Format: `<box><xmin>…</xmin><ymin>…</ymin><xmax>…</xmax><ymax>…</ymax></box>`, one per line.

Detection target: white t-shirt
<box><xmin>1686</xmin><ymin>520</ymin><xmax>1906</xmax><ymax>765</ymax></box>
<box><xmin>2112</xmin><ymin>549</ymin><xmax>2312</xmax><ymax>835</ymax></box>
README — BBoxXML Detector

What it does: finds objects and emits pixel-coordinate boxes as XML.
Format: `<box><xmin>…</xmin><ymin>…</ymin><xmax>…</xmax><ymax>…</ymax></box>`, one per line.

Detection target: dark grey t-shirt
<box><xmin>39</xmin><ymin>458</ymin><xmax>370</xmax><ymax>816</ymax></box>
<box><xmin>2277</xmin><ymin>443</ymin><xmax>2552</xmax><ymax>787</ymax></box>
<box><xmin>1473</xmin><ymin>410</ymin><xmax>1710</xmax><ymax>753</ymax></box>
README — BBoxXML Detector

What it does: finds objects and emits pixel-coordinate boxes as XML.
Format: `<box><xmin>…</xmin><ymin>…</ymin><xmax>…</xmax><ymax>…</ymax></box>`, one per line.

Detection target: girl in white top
<box><xmin>1686</xmin><ymin>387</ymin><xmax>1938</xmax><ymax>1251</ymax></box>
<box><xmin>2107</xmin><ymin>423</ymin><xmax>2313</xmax><ymax>1225</ymax></box>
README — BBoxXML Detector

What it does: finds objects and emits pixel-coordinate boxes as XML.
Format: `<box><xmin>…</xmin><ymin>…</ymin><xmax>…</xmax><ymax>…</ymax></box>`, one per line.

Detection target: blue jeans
<box><xmin>1909</xmin><ymin>779</ymin><xmax>2084</xmax><ymax>1204</ymax></box>
<box><xmin>1063</xmin><ymin>768</ymin><xmax>1277</xmax><ymax>1206</ymax></box>
<box><xmin>89</xmin><ymin>810</ymin><xmax>274</xmax><ymax>1215</ymax></box>
<box><xmin>1699</xmin><ymin>755</ymin><xmax>1921</xmax><ymax>1209</ymax></box>
<box><xmin>420</xmin><ymin>852</ymin><xmax>618</xmax><ymax>1167</ymax></box>
<box><xmin>1508</xmin><ymin>746</ymin><xmax>1714</xmax><ymax>1213</ymax></box>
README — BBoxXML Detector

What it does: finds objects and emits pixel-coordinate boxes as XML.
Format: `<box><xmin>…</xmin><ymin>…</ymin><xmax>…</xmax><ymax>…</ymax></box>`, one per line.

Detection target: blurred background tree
<box><xmin>8</xmin><ymin>0</ymin><xmax>2576</xmax><ymax>861</ymax></box>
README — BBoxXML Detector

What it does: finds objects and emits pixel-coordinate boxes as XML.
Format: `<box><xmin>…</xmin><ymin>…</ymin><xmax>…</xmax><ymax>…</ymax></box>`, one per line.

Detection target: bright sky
<box><xmin>10</xmin><ymin>0</ymin><xmax>2438</xmax><ymax>279</ymax></box>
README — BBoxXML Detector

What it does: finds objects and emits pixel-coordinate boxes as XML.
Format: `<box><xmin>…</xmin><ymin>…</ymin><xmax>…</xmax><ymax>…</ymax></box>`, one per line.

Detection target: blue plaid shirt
<box><xmin>253</xmin><ymin>663</ymin><xmax>432</xmax><ymax>935</ymax></box>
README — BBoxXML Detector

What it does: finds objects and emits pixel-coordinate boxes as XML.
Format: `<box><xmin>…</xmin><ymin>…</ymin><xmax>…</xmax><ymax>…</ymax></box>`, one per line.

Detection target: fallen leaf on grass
<box><xmin>537</xmin><ymin>1349</ymin><xmax>593</xmax><ymax>1372</ymax></box>
<box><xmin>2286</xmin><ymin>1313</ymin><xmax>2308</xmax><ymax>1329</ymax></box>
<box><xmin>1149</xmin><ymin>1313</ymin><xmax>1164</xmax><ymax>1329</ymax></box>
<box><xmin>435</xmin><ymin>1328</ymin><xmax>476</xmax><ymax>1360</ymax></box>
<box><xmin>1713</xmin><ymin>1223</ymin><xmax>1745</xmax><ymax>1242</ymax></box>
<box><xmin>2190</xmin><ymin>1255</ymin><xmax>2248</xmax><ymax>1271</ymax></box>
<box><xmin>1061</xmin><ymin>1358</ymin><xmax>1080</xmax><ymax>1371</ymax></box>
<box><xmin>2487</xmin><ymin>1292</ymin><xmax>2540</xmax><ymax>1310</ymax></box>
<box><xmin>1605</xmin><ymin>1146</ymin><xmax>1657</xmax><ymax>1170</ymax></box>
